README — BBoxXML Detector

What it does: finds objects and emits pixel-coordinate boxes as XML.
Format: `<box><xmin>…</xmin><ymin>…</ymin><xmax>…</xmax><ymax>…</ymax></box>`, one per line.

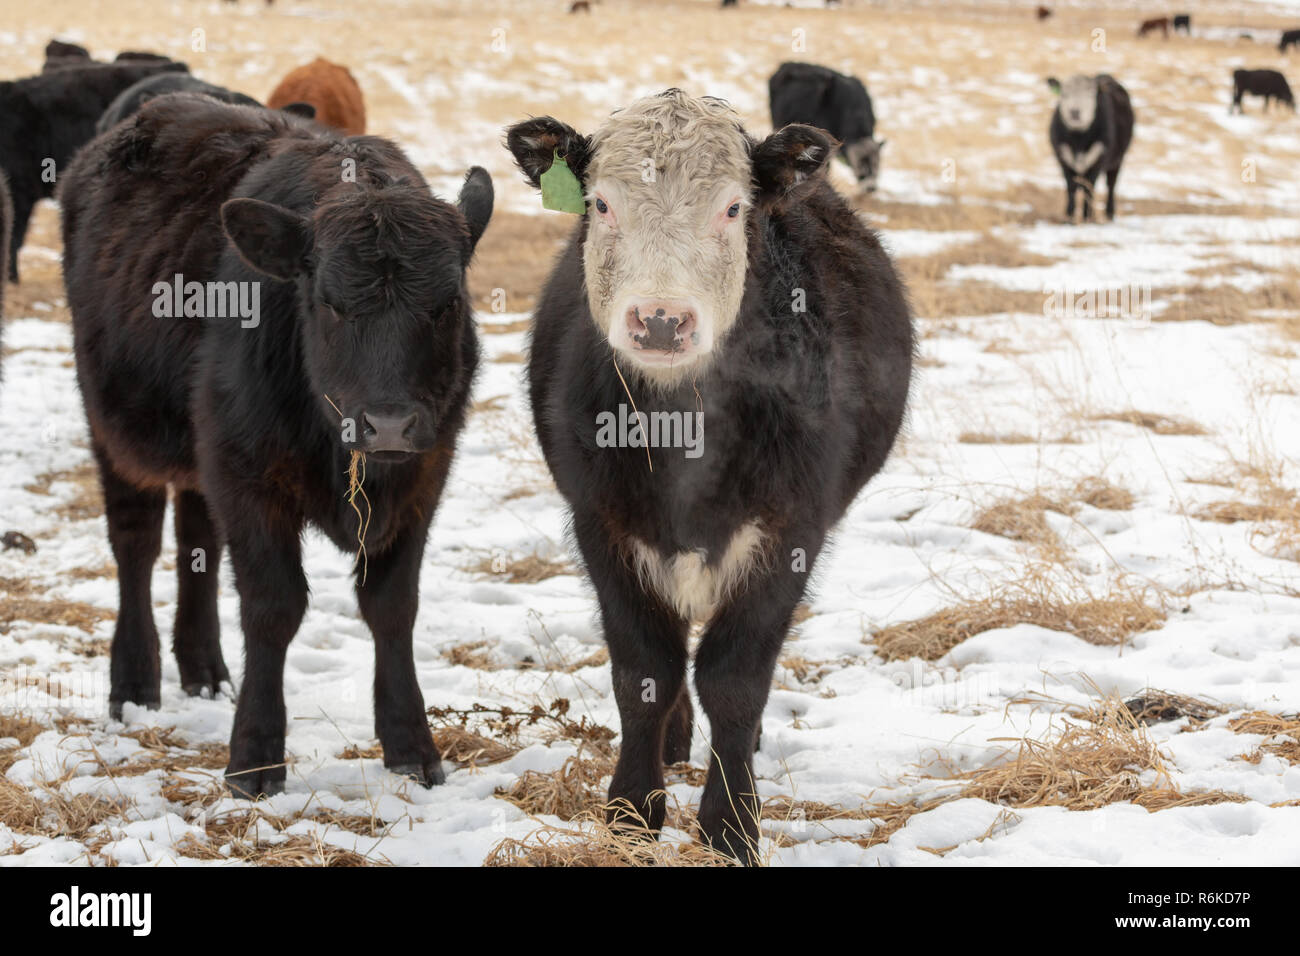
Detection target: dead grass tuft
<box><xmin>946</xmin><ymin>697</ymin><xmax>1247</xmax><ymax>811</ymax></box>
<box><xmin>1229</xmin><ymin>711</ymin><xmax>1300</xmax><ymax>766</ymax></box>
<box><xmin>958</xmin><ymin>431</ymin><xmax>1036</xmax><ymax>445</ymax></box>
<box><xmin>497</xmin><ymin>746</ymin><xmax>614</xmax><ymax>821</ymax></box>
<box><xmin>0</xmin><ymin>575</ymin><xmax>114</xmax><ymax>635</ymax></box>
<box><xmin>1118</xmin><ymin>691</ymin><xmax>1226</xmax><ymax>726</ymax></box>
<box><xmin>1073</xmin><ymin>476</ymin><xmax>1136</xmax><ymax>511</ymax></box>
<box><xmin>442</xmin><ymin>640</ymin><xmax>497</xmax><ymax>670</ymax></box>
<box><xmin>483</xmin><ymin>812</ymin><xmax>735</xmax><ymax>867</ymax></box>
<box><xmin>872</xmin><ymin>568</ymin><xmax>1165</xmax><ymax>661</ymax></box>
<box><xmin>465</xmin><ymin>551</ymin><xmax>574</xmax><ymax>584</ymax></box>
<box><xmin>1093</xmin><ymin>410</ymin><xmax>1209</xmax><ymax>437</ymax></box>
<box><xmin>971</xmin><ymin>493</ymin><xmax>1070</xmax><ymax>549</ymax></box>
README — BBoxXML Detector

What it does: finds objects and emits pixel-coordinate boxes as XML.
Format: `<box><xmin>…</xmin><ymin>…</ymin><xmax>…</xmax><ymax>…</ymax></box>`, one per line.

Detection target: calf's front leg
<box><xmin>223</xmin><ymin>513</ymin><xmax>307</xmax><ymax>799</ymax></box>
<box><xmin>695</xmin><ymin>565</ymin><xmax>808</xmax><ymax>864</ymax></box>
<box><xmin>355</xmin><ymin>519</ymin><xmax>444</xmax><ymax>786</ymax></box>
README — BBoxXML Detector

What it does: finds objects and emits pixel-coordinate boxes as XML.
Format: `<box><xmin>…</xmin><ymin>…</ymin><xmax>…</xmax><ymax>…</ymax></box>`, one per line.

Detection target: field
<box><xmin>1</xmin><ymin>0</ymin><xmax>1299</xmax><ymax>866</ymax></box>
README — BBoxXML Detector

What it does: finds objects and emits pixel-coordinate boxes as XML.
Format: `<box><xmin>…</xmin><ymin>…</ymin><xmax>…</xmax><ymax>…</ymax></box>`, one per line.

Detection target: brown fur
<box><xmin>266</xmin><ymin>57</ymin><xmax>366</xmax><ymax>136</ymax></box>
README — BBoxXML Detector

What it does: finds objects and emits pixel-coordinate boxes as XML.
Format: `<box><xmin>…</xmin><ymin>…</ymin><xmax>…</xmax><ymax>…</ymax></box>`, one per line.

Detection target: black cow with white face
<box><xmin>1048</xmin><ymin>73</ymin><xmax>1134</xmax><ymax>222</ymax></box>
<box><xmin>770</xmin><ymin>62</ymin><xmax>885</xmax><ymax>193</ymax></box>
<box><xmin>61</xmin><ymin>94</ymin><xmax>492</xmax><ymax>798</ymax></box>
<box><xmin>507</xmin><ymin>90</ymin><xmax>913</xmax><ymax>863</ymax></box>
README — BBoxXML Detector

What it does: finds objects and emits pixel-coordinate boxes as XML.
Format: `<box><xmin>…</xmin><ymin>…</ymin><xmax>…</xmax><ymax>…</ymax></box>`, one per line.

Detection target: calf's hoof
<box><xmin>108</xmin><ymin>694</ymin><xmax>161</xmax><ymax>722</ymax></box>
<box><xmin>225</xmin><ymin>765</ymin><xmax>286</xmax><ymax>800</ymax></box>
<box><xmin>698</xmin><ymin>814</ymin><xmax>761</xmax><ymax>866</ymax></box>
<box><xmin>386</xmin><ymin>758</ymin><xmax>446</xmax><ymax>787</ymax></box>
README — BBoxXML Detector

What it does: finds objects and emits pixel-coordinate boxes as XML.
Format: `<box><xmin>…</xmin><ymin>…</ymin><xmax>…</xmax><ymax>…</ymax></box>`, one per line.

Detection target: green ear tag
<box><xmin>540</xmin><ymin>151</ymin><xmax>587</xmax><ymax>214</ymax></box>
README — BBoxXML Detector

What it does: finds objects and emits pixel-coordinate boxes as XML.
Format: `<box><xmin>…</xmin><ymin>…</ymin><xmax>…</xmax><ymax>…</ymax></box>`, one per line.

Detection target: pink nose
<box><xmin>625</xmin><ymin>299</ymin><xmax>698</xmax><ymax>352</ymax></box>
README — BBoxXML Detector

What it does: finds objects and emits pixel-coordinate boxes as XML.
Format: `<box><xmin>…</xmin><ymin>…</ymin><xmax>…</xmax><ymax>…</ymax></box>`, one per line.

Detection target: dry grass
<box><xmin>23</xmin><ymin>461</ymin><xmax>104</xmax><ymax>523</ymax></box>
<box><xmin>497</xmin><ymin>746</ymin><xmax>615</xmax><ymax>821</ymax></box>
<box><xmin>1230</xmin><ymin>711</ymin><xmax>1300</xmax><ymax>766</ymax></box>
<box><xmin>465</xmin><ymin>551</ymin><xmax>574</xmax><ymax>583</ymax></box>
<box><xmin>467</xmin><ymin>209</ymin><xmax>572</xmax><ymax>316</ymax></box>
<box><xmin>872</xmin><ymin>567</ymin><xmax>1165</xmax><ymax>661</ymax></box>
<box><xmin>442</xmin><ymin>640</ymin><xmax>497</xmax><ymax>670</ymax></box>
<box><xmin>0</xmin><ymin>576</ymin><xmax>114</xmax><ymax>635</ymax></box>
<box><xmin>1118</xmin><ymin>691</ymin><xmax>1226</xmax><ymax>726</ymax></box>
<box><xmin>958</xmin><ymin>431</ymin><xmax>1036</xmax><ymax>445</ymax></box>
<box><xmin>484</xmin><ymin>813</ymin><xmax>736</xmax><ymax>867</ymax></box>
<box><xmin>971</xmin><ymin>493</ymin><xmax>1069</xmax><ymax>550</ymax></box>
<box><xmin>1193</xmin><ymin>459</ymin><xmax>1300</xmax><ymax>562</ymax></box>
<box><xmin>943</xmin><ymin>697</ymin><xmax>1247</xmax><ymax>812</ymax></box>
<box><xmin>175</xmin><ymin>809</ymin><xmax>385</xmax><ymax>866</ymax></box>
<box><xmin>1092</xmin><ymin>410</ymin><xmax>1210</xmax><ymax>437</ymax></box>
<box><xmin>1154</xmin><ymin>278</ymin><xmax>1300</xmax><ymax>326</ymax></box>
<box><xmin>1073</xmin><ymin>476</ymin><xmax>1136</xmax><ymax>511</ymax></box>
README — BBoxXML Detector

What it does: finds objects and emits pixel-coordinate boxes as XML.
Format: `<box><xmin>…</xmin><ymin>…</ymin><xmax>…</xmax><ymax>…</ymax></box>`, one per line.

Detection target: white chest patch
<box><xmin>628</xmin><ymin>521</ymin><xmax>768</xmax><ymax>622</ymax></box>
<box><xmin>1058</xmin><ymin>142</ymin><xmax>1106</xmax><ymax>174</ymax></box>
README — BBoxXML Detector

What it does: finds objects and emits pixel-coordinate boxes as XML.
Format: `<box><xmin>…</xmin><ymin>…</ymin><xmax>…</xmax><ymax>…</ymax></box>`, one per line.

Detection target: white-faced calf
<box><xmin>507</xmin><ymin>90</ymin><xmax>914</xmax><ymax>862</ymax></box>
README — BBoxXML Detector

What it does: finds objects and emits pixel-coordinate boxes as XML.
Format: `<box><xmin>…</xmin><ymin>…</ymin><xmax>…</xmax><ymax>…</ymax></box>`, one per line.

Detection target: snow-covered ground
<box><xmin>1</xmin><ymin>0</ymin><xmax>1299</xmax><ymax>866</ymax></box>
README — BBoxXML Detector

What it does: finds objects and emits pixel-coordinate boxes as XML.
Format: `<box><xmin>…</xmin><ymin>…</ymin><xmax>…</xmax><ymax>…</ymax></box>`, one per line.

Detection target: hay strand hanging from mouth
<box><xmin>323</xmin><ymin>394</ymin><xmax>373</xmax><ymax>584</ymax></box>
<box><xmin>611</xmin><ymin>356</ymin><xmax>652</xmax><ymax>473</ymax></box>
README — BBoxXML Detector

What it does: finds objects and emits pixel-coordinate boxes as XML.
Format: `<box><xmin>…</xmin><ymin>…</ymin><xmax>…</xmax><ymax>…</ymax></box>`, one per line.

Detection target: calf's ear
<box><xmin>752</xmin><ymin>124</ymin><xmax>837</xmax><ymax>201</ymax></box>
<box><xmin>505</xmin><ymin>117</ymin><xmax>591</xmax><ymax>188</ymax></box>
<box><xmin>220</xmin><ymin>198</ymin><xmax>313</xmax><ymax>281</ymax></box>
<box><xmin>1047</xmin><ymin>77</ymin><xmax>1062</xmax><ymax>95</ymax></box>
<box><xmin>457</xmin><ymin>166</ymin><xmax>494</xmax><ymax>255</ymax></box>
<box><xmin>279</xmin><ymin>101</ymin><xmax>316</xmax><ymax>120</ymax></box>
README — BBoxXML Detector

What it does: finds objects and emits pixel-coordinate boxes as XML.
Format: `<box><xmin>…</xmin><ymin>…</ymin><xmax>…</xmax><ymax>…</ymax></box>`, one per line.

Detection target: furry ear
<box><xmin>1047</xmin><ymin>77</ymin><xmax>1062</xmax><ymax>95</ymax></box>
<box><xmin>221</xmin><ymin>198</ymin><xmax>313</xmax><ymax>281</ymax></box>
<box><xmin>505</xmin><ymin>117</ymin><xmax>592</xmax><ymax>188</ymax></box>
<box><xmin>752</xmin><ymin>124</ymin><xmax>837</xmax><ymax>200</ymax></box>
<box><xmin>279</xmin><ymin>101</ymin><xmax>316</xmax><ymax>120</ymax></box>
<box><xmin>457</xmin><ymin>166</ymin><xmax>494</xmax><ymax>254</ymax></box>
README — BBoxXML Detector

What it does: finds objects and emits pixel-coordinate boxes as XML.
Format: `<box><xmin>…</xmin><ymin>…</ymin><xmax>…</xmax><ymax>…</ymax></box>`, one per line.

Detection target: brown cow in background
<box><xmin>266</xmin><ymin>57</ymin><xmax>365</xmax><ymax>136</ymax></box>
<box><xmin>1138</xmin><ymin>17</ymin><xmax>1170</xmax><ymax>38</ymax></box>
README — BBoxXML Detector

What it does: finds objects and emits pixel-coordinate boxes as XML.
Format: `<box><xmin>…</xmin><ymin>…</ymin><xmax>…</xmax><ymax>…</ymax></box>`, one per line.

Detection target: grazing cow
<box><xmin>770</xmin><ymin>61</ymin><xmax>886</xmax><ymax>192</ymax></box>
<box><xmin>721</xmin><ymin>0</ymin><xmax>737</xmax><ymax>7</ymax></box>
<box><xmin>570</xmin><ymin>0</ymin><xmax>591</xmax><ymax>11</ymax></box>
<box><xmin>266</xmin><ymin>57</ymin><xmax>365</xmax><ymax>136</ymax></box>
<box><xmin>0</xmin><ymin>60</ymin><xmax>187</xmax><ymax>282</ymax></box>
<box><xmin>1174</xmin><ymin>14</ymin><xmax>1191</xmax><ymax>34</ymax></box>
<box><xmin>1048</xmin><ymin>74</ymin><xmax>1134</xmax><ymax>222</ymax></box>
<box><xmin>1232</xmin><ymin>68</ymin><xmax>1296</xmax><ymax>113</ymax></box>
<box><xmin>1037</xmin><ymin>5</ymin><xmax>1052</xmax><ymax>20</ymax></box>
<box><xmin>505</xmin><ymin>90</ymin><xmax>914</xmax><ymax>862</ymax></box>
<box><xmin>1280</xmin><ymin>29</ymin><xmax>1300</xmax><ymax>53</ymax></box>
<box><xmin>61</xmin><ymin>95</ymin><xmax>492</xmax><ymax>797</ymax></box>
<box><xmin>97</xmin><ymin>74</ymin><xmax>264</xmax><ymax>133</ymax></box>
<box><xmin>1138</xmin><ymin>17</ymin><xmax>1170</xmax><ymax>38</ymax></box>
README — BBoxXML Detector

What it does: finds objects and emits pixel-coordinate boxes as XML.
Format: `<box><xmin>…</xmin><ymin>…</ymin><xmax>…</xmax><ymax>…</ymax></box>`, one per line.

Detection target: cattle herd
<box><xmin>0</xmin><ymin>6</ymin><xmax>1296</xmax><ymax>864</ymax></box>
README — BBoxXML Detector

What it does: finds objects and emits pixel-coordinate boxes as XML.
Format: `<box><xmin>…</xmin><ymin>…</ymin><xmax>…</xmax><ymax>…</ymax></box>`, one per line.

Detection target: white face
<box><xmin>581</xmin><ymin>92</ymin><xmax>752</xmax><ymax>388</ymax></box>
<box><xmin>1058</xmin><ymin>75</ymin><xmax>1099</xmax><ymax>130</ymax></box>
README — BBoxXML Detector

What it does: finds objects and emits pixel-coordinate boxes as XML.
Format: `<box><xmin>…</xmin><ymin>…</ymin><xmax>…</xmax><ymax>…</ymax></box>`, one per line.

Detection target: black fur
<box><xmin>1174</xmin><ymin>14</ymin><xmax>1191</xmax><ymax>34</ymax></box>
<box><xmin>769</xmin><ymin>62</ymin><xmax>878</xmax><ymax>182</ymax></box>
<box><xmin>1280</xmin><ymin>29</ymin><xmax>1300</xmax><ymax>53</ymax></box>
<box><xmin>508</xmin><ymin>112</ymin><xmax>914</xmax><ymax>862</ymax></box>
<box><xmin>0</xmin><ymin>169</ymin><xmax>9</xmax><ymax>382</ymax></box>
<box><xmin>1232</xmin><ymin>68</ymin><xmax>1295</xmax><ymax>113</ymax></box>
<box><xmin>1048</xmin><ymin>74</ymin><xmax>1134</xmax><ymax>222</ymax></box>
<box><xmin>97</xmin><ymin>74</ymin><xmax>262</xmax><ymax>134</ymax></box>
<box><xmin>61</xmin><ymin>95</ymin><xmax>492</xmax><ymax>798</ymax></box>
<box><xmin>0</xmin><ymin>60</ymin><xmax>187</xmax><ymax>281</ymax></box>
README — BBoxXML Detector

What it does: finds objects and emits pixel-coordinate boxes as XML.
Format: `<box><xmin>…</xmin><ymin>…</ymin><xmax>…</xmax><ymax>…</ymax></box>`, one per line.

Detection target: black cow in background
<box><xmin>1232</xmin><ymin>69</ymin><xmax>1296</xmax><ymax>112</ymax></box>
<box><xmin>97</xmin><ymin>74</ymin><xmax>274</xmax><ymax>134</ymax></box>
<box><xmin>770</xmin><ymin>61</ymin><xmax>885</xmax><ymax>192</ymax></box>
<box><xmin>0</xmin><ymin>59</ymin><xmax>187</xmax><ymax>281</ymax></box>
<box><xmin>42</xmin><ymin>39</ymin><xmax>173</xmax><ymax>73</ymax></box>
<box><xmin>61</xmin><ymin>95</ymin><xmax>492</xmax><ymax>797</ymax></box>
<box><xmin>1047</xmin><ymin>74</ymin><xmax>1134</xmax><ymax>222</ymax></box>
<box><xmin>0</xmin><ymin>170</ymin><xmax>9</xmax><ymax>379</ymax></box>
<box><xmin>1174</xmin><ymin>14</ymin><xmax>1191</xmax><ymax>35</ymax></box>
<box><xmin>1280</xmin><ymin>29</ymin><xmax>1300</xmax><ymax>53</ymax></box>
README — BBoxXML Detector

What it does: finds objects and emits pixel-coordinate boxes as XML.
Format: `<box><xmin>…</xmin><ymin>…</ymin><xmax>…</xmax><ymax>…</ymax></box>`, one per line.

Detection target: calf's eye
<box><xmin>595</xmin><ymin>198</ymin><xmax>609</xmax><ymax>214</ymax></box>
<box><xmin>727</xmin><ymin>202</ymin><xmax>741</xmax><ymax>218</ymax></box>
